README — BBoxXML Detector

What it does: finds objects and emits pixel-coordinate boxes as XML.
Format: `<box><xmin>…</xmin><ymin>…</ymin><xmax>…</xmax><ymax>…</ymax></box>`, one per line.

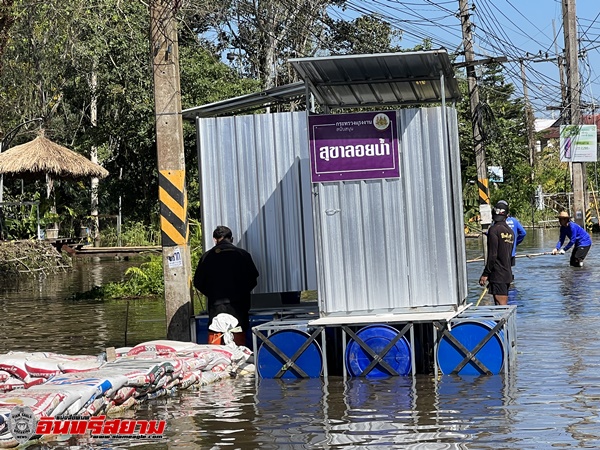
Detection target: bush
<box><xmin>76</xmin><ymin>219</ymin><xmax>204</xmax><ymax>300</ymax></box>
<box><xmin>100</xmin><ymin>221</ymin><xmax>159</xmax><ymax>246</ymax></box>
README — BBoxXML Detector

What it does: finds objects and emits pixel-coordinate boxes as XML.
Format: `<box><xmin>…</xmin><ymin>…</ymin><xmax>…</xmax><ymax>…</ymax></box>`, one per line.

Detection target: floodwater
<box><xmin>3</xmin><ymin>228</ymin><xmax>600</xmax><ymax>449</ymax></box>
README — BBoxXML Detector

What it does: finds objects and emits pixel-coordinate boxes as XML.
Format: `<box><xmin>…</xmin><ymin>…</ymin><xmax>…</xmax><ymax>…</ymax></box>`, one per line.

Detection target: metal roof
<box><xmin>289</xmin><ymin>49</ymin><xmax>461</xmax><ymax>108</ymax></box>
<box><xmin>182</xmin><ymin>50</ymin><xmax>461</xmax><ymax>119</ymax></box>
<box><xmin>182</xmin><ymin>81</ymin><xmax>305</xmax><ymax>120</ymax></box>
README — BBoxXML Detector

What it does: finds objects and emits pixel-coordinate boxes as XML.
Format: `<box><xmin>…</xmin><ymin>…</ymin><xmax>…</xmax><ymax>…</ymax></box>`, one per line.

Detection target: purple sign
<box><xmin>308</xmin><ymin>111</ymin><xmax>399</xmax><ymax>182</ymax></box>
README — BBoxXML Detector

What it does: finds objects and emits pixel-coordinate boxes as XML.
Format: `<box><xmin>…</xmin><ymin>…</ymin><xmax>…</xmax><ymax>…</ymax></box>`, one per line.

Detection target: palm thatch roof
<box><xmin>0</xmin><ymin>132</ymin><xmax>109</xmax><ymax>181</ymax></box>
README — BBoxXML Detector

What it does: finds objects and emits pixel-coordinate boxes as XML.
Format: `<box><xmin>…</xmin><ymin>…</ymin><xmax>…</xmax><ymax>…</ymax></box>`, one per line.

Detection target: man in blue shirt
<box><xmin>551</xmin><ymin>211</ymin><xmax>592</xmax><ymax>267</ymax></box>
<box><xmin>496</xmin><ymin>200</ymin><xmax>526</xmax><ymax>266</ymax></box>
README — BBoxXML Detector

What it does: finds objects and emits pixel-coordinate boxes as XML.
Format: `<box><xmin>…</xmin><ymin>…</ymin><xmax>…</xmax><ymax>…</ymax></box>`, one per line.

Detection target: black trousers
<box><xmin>570</xmin><ymin>245</ymin><xmax>591</xmax><ymax>267</ymax></box>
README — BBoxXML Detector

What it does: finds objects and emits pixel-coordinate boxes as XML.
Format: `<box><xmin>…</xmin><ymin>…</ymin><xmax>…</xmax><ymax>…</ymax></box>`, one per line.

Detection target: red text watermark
<box><xmin>36</xmin><ymin>416</ymin><xmax>166</xmax><ymax>438</ymax></box>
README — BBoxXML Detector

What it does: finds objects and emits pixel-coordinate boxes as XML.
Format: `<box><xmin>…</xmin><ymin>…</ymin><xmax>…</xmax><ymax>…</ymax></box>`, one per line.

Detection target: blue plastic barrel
<box><xmin>246</xmin><ymin>315</ymin><xmax>274</xmax><ymax>350</ymax></box>
<box><xmin>195</xmin><ymin>315</ymin><xmax>209</xmax><ymax>344</ymax></box>
<box><xmin>257</xmin><ymin>329</ymin><xmax>323</xmax><ymax>379</ymax></box>
<box><xmin>345</xmin><ymin>324</ymin><xmax>412</xmax><ymax>378</ymax></box>
<box><xmin>437</xmin><ymin>320</ymin><xmax>505</xmax><ymax>375</ymax></box>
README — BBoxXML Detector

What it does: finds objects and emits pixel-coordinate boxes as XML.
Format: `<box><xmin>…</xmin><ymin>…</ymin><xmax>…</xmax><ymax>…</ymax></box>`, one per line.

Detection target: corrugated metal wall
<box><xmin>197</xmin><ymin>112</ymin><xmax>317</xmax><ymax>294</ymax></box>
<box><xmin>313</xmin><ymin>107</ymin><xmax>467</xmax><ymax>314</ymax></box>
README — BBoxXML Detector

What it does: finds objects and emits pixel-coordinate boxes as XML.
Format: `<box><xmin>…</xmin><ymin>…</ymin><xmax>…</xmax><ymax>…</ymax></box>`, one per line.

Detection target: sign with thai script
<box><xmin>560</xmin><ymin>124</ymin><xmax>597</xmax><ymax>162</ymax></box>
<box><xmin>308</xmin><ymin>112</ymin><xmax>399</xmax><ymax>182</ymax></box>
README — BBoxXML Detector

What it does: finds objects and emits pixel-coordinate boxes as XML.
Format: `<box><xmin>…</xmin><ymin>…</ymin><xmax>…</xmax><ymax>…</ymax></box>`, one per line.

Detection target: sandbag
<box><xmin>126</xmin><ymin>340</ymin><xmax>199</xmax><ymax>356</ymax></box>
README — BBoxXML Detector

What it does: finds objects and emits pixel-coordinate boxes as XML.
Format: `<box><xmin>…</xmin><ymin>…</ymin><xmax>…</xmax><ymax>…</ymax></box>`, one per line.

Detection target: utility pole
<box><xmin>563</xmin><ymin>0</ymin><xmax>586</xmax><ymax>226</ymax></box>
<box><xmin>520</xmin><ymin>59</ymin><xmax>536</xmax><ymax>175</ymax></box>
<box><xmin>150</xmin><ymin>0</ymin><xmax>193</xmax><ymax>341</ymax></box>
<box><xmin>553</xmin><ymin>20</ymin><xmax>567</xmax><ymax>113</ymax></box>
<box><xmin>459</xmin><ymin>0</ymin><xmax>491</xmax><ymax>259</ymax></box>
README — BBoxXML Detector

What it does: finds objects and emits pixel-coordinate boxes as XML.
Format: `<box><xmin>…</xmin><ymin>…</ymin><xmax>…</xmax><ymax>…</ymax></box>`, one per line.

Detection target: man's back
<box><xmin>194</xmin><ymin>241</ymin><xmax>259</xmax><ymax>302</ymax></box>
<box><xmin>485</xmin><ymin>221</ymin><xmax>514</xmax><ymax>284</ymax></box>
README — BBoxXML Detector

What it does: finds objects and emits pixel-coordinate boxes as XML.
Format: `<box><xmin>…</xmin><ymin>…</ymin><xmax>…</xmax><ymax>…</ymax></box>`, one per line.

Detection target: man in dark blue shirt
<box><xmin>495</xmin><ymin>200</ymin><xmax>526</xmax><ymax>266</ymax></box>
<box><xmin>479</xmin><ymin>202</ymin><xmax>514</xmax><ymax>305</ymax></box>
<box><xmin>552</xmin><ymin>211</ymin><xmax>592</xmax><ymax>267</ymax></box>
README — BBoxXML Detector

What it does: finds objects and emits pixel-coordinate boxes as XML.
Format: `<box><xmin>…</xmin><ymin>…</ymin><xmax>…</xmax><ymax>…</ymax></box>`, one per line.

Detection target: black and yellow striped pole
<box><xmin>586</xmin><ymin>207</ymin><xmax>593</xmax><ymax>232</ymax></box>
<box><xmin>151</xmin><ymin>0</ymin><xmax>193</xmax><ymax>342</ymax></box>
<box><xmin>478</xmin><ymin>177</ymin><xmax>492</xmax><ymax>262</ymax></box>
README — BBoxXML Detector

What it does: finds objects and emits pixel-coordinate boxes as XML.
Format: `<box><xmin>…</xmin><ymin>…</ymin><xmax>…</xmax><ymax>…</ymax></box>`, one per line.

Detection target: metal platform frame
<box><xmin>432</xmin><ymin>305</ymin><xmax>517</xmax><ymax>377</ymax></box>
<box><xmin>252</xmin><ymin>304</ymin><xmax>489</xmax><ymax>379</ymax></box>
<box><xmin>251</xmin><ymin>319</ymin><xmax>329</xmax><ymax>379</ymax></box>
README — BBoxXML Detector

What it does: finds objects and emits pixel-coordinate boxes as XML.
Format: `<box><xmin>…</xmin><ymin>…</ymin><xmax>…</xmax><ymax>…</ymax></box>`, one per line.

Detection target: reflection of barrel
<box><xmin>437</xmin><ymin>320</ymin><xmax>505</xmax><ymax>375</ymax></box>
<box><xmin>257</xmin><ymin>329</ymin><xmax>323</xmax><ymax>379</ymax></box>
<box><xmin>345</xmin><ymin>324</ymin><xmax>412</xmax><ymax>378</ymax></box>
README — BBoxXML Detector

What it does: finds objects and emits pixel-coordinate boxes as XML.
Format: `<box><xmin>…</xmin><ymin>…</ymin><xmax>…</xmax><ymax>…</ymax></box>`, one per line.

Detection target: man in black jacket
<box><xmin>194</xmin><ymin>225</ymin><xmax>259</xmax><ymax>346</ymax></box>
<box><xmin>479</xmin><ymin>203</ymin><xmax>514</xmax><ymax>305</ymax></box>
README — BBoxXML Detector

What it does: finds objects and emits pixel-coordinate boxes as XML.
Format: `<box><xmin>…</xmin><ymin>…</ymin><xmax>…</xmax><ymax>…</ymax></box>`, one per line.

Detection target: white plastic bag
<box><xmin>209</xmin><ymin>313</ymin><xmax>242</xmax><ymax>347</ymax></box>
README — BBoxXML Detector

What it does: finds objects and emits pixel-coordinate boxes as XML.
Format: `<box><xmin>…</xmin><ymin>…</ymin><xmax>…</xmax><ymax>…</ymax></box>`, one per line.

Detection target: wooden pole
<box><xmin>563</xmin><ymin>0</ymin><xmax>587</xmax><ymax>226</ymax></box>
<box><xmin>459</xmin><ymin>0</ymin><xmax>490</xmax><ymax>261</ymax></box>
<box><xmin>150</xmin><ymin>0</ymin><xmax>193</xmax><ymax>341</ymax></box>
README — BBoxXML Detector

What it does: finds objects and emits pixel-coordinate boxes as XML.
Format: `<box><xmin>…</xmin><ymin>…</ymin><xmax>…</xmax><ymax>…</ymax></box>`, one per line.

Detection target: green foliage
<box><xmin>1</xmin><ymin>203</ymin><xmax>39</xmax><ymax>240</ymax></box>
<box><xmin>456</xmin><ymin>64</ymin><xmax>534</xmax><ymax>223</ymax></box>
<box><xmin>103</xmin><ymin>258</ymin><xmax>165</xmax><ymax>298</ymax></box>
<box><xmin>75</xmin><ymin>219</ymin><xmax>204</xmax><ymax>299</ymax></box>
<box><xmin>325</xmin><ymin>14</ymin><xmax>402</xmax><ymax>54</ymax></box>
<box><xmin>0</xmin><ymin>0</ymin><xmax>259</xmax><ymax>232</ymax></box>
<box><xmin>99</xmin><ymin>221</ymin><xmax>159</xmax><ymax>247</ymax></box>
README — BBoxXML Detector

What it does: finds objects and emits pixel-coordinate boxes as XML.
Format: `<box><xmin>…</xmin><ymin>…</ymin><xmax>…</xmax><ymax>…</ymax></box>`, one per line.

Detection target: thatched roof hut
<box><xmin>0</xmin><ymin>132</ymin><xmax>109</xmax><ymax>181</ymax></box>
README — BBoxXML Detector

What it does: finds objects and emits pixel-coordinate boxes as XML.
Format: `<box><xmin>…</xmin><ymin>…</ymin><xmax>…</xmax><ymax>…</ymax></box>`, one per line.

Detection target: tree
<box><xmin>204</xmin><ymin>0</ymin><xmax>344</xmax><ymax>89</ymax></box>
<box><xmin>0</xmin><ymin>0</ymin><xmax>259</xmax><ymax>235</ymax></box>
<box><xmin>0</xmin><ymin>0</ymin><xmax>16</xmax><ymax>74</ymax></box>
<box><xmin>457</xmin><ymin>64</ymin><xmax>531</xmax><ymax>221</ymax></box>
<box><xmin>324</xmin><ymin>13</ymin><xmax>402</xmax><ymax>55</ymax></box>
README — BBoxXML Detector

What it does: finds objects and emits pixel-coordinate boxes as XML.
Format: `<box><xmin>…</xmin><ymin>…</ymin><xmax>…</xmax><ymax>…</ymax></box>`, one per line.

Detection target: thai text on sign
<box><xmin>308</xmin><ymin>112</ymin><xmax>400</xmax><ymax>182</ymax></box>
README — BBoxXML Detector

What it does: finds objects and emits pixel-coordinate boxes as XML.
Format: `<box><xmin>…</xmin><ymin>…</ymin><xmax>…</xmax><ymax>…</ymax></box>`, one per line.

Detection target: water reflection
<box><xmin>5</xmin><ymin>229</ymin><xmax>600</xmax><ymax>449</ymax></box>
<box><xmin>0</xmin><ymin>259</ymin><xmax>167</xmax><ymax>355</ymax></box>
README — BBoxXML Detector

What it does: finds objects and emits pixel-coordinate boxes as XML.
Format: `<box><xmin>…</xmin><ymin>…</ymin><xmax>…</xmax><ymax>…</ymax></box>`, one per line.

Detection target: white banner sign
<box><xmin>560</xmin><ymin>124</ymin><xmax>597</xmax><ymax>162</ymax></box>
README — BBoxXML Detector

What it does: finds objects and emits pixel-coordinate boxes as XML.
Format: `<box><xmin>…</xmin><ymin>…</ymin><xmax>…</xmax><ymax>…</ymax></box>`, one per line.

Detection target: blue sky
<box><xmin>334</xmin><ymin>0</ymin><xmax>600</xmax><ymax>119</ymax></box>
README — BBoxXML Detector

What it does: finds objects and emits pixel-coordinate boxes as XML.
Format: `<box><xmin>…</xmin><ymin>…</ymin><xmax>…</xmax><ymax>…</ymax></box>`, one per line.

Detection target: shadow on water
<box><xmin>8</xmin><ymin>228</ymin><xmax>600</xmax><ymax>449</ymax></box>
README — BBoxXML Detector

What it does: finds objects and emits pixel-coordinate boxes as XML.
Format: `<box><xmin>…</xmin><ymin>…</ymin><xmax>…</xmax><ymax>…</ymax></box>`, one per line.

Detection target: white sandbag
<box><xmin>111</xmin><ymin>386</ymin><xmax>136</xmax><ymax>405</ymax></box>
<box><xmin>0</xmin><ymin>378</ymin><xmax>25</xmax><ymax>393</ymax></box>
<box><xmin>194</xmin><ymin>370</ymin><xmax>231</xmax><ymax>386</ymax></box>
<box><xmin>37</xmin><ymin>373</ymin><xmax>129</xmax><ymax>416</ymax></box>
<box><xmin>114</xmin><ymin>347</ymin><xmax>133</xmax><ymax>357</ymax></box>
<box><xmin>82</xmin><ymin>396</ymin><xmax>107</xmax><ymax>416</ymax></box>
<box><xmin>0</xmin><ymin>390</ymin><xmax>67</xmax><ymax>417</ymax></box>
<box><xmin>101</xmin><ymin>359</ymin><xmax>175</xmax><ymax>387</ymax></box>
<box><xmin>0</xmin><ymin>352</ymin><xmax>46</xmax><ymax>382</ymax></box>
<box><xmin>176</xmin><ymin>372</ymin><xmax>200</xmax><ymax>390</ymax></box>
<box><xmin>104</xmin><ymin>396</ymin><xmax>136</xmax><ymax>415</ymax></box>
<box><xmin>26</xmin><ymin>353</ymin><xmax>99</xmax><ymax>378</ymax></box>
<box><xmin>57</xmin><ymin>359</ymin><xmax>104</xmax><ymax>373</ymax></box>
<box><xmin>126</xmin><ymin>340</ymin><xmax>198</xmax><ymax>356</ymax></box>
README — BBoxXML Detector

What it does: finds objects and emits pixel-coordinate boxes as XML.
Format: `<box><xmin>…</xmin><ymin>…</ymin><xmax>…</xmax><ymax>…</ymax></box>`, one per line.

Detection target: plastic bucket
<box><xmin>257</xmin><ymin>329</ymin><xmax>323</xmax><ymax>379</ymax></box>
<box><xmin>345</xmin><ymin>324</ymin><xmax>412</xmax><ymax>378</ymax></box>
<box><xmin>437</xmin><ymin>320</ymin><xmax>505</xmax><ymax>375</ymax></box>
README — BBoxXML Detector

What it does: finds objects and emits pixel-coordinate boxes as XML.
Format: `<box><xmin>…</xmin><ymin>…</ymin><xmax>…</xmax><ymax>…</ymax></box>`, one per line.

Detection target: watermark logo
<box><xmin>7</xmin><ymin>409</ymin><xmax>165</xmax><ymax>444</ymax></box>
<box><xmin>37</xmin><ymin>415</ymin><xmax>166</xmax><ymax>439</ymax></box>
<box><xmin>8</xmin><ymin>406</ymin><xmax>36</xmax><ymax>444</ymax></box>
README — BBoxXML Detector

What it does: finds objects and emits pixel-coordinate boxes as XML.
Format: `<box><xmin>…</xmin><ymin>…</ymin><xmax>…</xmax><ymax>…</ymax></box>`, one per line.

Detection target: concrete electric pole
<box><xmin>150</xmin><ymin>0</ymin><xmax>193</xmax><ymax>341</ymax></box>
<box><xmin>563</xmin><ymin>0</ymin><xmax>587</xmax><ymax>226</ymax></box>
<box><xmin>459</xmin><ymin>0</ymin><xmax>491</xmax><ymax>259</ymax></box>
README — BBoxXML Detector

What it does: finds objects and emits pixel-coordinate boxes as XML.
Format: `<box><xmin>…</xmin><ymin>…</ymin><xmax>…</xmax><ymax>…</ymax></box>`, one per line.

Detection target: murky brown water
<box><xmin>4</xmin><ymin>228</ymin><xmax>600</xmax><ymax>449</ymax></box>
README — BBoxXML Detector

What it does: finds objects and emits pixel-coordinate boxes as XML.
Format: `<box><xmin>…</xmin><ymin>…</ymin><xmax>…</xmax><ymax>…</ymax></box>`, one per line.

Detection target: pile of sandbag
<box><xmin>0</xmin><ymin>340</ymin><xmax>254</xmax><ymax>448</ymax></box>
